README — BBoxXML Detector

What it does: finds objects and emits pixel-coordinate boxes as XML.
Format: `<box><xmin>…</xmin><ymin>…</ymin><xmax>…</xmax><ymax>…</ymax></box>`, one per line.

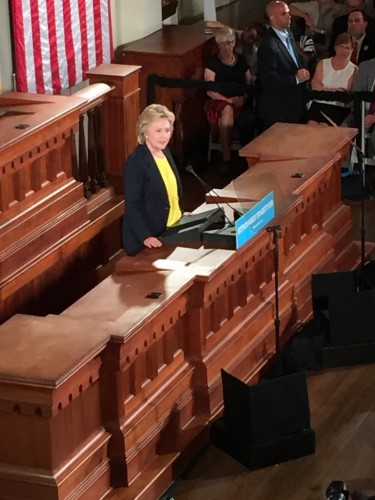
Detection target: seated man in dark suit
<box><xmin>328</xmin><ymin>0</ymin><xmax>375</xmax><ymax>56</ymax></box>
<box><xmin>257</xmin><ymin>0</ymin><xmax>310</xmax><ymax>129</ymax></box>
<box><xmin>346</xmin><ymin>9</ymin><xmax>375</xmax><ymax>64</ymax></box>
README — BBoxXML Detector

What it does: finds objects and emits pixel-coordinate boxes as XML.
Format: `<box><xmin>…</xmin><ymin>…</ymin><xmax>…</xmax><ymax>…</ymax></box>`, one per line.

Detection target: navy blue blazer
<box><xmin>122</xmin><ymin>143</ymin><xmax>183</xmax><ymax>256</ymax></box>
<box><xmin>257</xmin><ymin>28</ymin><xmax>308</xmax><ymax>128</ymax></box>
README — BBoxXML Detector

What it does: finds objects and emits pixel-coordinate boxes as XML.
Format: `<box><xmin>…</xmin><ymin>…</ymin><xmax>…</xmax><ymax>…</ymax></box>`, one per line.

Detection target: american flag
<box><xmin>10</xmin><ymin>0</ymin><xmax>113</xmax><ymax>95</ymax></box>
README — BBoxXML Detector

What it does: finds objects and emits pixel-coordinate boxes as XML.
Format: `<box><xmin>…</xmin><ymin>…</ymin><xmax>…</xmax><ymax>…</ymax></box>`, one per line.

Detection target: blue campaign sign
<box><xmin>235</xmin><ymin>191</ymin><xmax>275</xmax><ymax>249</ymax></box>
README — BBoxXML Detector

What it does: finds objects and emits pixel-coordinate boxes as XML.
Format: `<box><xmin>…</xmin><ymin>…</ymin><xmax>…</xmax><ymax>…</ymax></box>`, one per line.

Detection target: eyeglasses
<box><xmin>219</xmin><ymin>40</ymin><xmax>235</xmax><ymax>46</ymax></box>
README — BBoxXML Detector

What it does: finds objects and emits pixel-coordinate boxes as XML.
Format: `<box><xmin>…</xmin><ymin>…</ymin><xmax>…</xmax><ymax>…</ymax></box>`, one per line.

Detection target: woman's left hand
<box><xmin>143</xmin><ymin>236</ymin><xmax>163</xmax><ymax>249</ymax></box>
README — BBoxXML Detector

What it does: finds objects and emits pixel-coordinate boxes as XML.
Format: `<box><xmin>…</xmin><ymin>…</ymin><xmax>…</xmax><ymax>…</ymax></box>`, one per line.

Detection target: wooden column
<box><xmin>85</xmin><ymin>64</ymin><xmax>141</xmax><ymax>194</ymax></box>
<box><xmin>62</xmin><ymin>270</ymin><xmax>198</xmax><ymax>497</ymax></box>
<box><xmin>0</xmin><ymin>314</ymin><xmax>112</xmax><ymax>499</ymax></box>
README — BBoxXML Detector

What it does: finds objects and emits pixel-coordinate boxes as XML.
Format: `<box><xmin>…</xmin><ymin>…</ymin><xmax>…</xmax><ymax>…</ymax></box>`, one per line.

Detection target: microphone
<box><xmin>185</xmin><ymin>164</ymin><xmax>243</xmax><ymax>224</ymax></box>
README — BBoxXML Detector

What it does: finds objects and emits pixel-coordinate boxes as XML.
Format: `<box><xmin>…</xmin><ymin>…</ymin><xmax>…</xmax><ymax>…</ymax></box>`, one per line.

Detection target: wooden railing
<box><xmin>0</xmin><ymin>64</ymin><xmax>141</xmax><ymax>324</ymax></box>
<box><xmin>72</xmin><ymin>83</ymin><xmax>113</xmax><ymax>198</ymax></box>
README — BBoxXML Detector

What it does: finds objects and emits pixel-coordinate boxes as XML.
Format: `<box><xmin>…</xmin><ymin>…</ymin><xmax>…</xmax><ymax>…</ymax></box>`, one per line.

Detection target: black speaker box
<box><xmin>312</xmin><ymin>272</ymin><xmax>375</xmax><ymax>367</ymax></box>
<box><xmin>311</xmin><ymin>271</ymin><xmax>358</xmax><ymax>312</ymax></box>
<box><xmin>327</xmin><ymin>289</ymin><xmax>375</xmax><ymax>345</ymax></box>
<box><xmin>210</xmin><ymin>364</ymin><xmax>315</xmax><ymax>469</ymax></box>
<box><xmin>322</xmin><ymin>289</ymin><xmax>375</xmax><ymax>367</ymax></box>
<box><xmin>341</xmin><ymin>173</ymin><xmax>362</xmax><ymax>201</ymax></box>
<box><xmin>361</xmin><ymin>260</ymin><xmax>375</xmax><ymax>289</ymax></box>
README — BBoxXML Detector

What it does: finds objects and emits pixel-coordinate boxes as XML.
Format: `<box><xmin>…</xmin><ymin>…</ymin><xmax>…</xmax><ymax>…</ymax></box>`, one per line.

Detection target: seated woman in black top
<box><xmin>204</xmin><ymin>27</ymin><xmax>255</xmax><ymax>173</ymax></box>
<box><xmin>122</xmin><ymin>104</ymin><xmax>184</xmax><ymax>256</ymax></box>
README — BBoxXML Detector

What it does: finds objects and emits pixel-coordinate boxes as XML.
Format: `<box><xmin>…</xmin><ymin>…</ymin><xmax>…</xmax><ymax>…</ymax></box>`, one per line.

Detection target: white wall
<box><xmin>112</xmin><ymin>0</ymin><xmax>162</xmax><ymax>46</ymax></box>
<box><xmin>179</xmin><ymin>0</ymin><xmax>233</xmax><ymax>20</ymax></box>
<box><xmin>0</xmin><ymin>2</ymin><xmax>14</xmax><ymax>92</ymax></box>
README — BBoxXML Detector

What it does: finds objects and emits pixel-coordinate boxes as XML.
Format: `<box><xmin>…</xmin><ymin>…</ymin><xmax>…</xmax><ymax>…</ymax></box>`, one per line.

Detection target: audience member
<box><xmin>204</xmin><ymin>27</ymin><xmax>255</xmax><ymax>173</ymax></box>
<box><xmin>329</xmin><ymin>0</ymin><xmax>375</xmax><ymax>56</ymax></box>
<box><xmin>346</xmin><ymin>9</ymin><xmax>375</xmax><ymax>64</ymax></box>
<box><xmin>122</xmin><ymin>104</ymin><xmax>184</xmax><ymax>256</ymax></box>
<box><xmin>257</xmin><ymin>1</ymin><xmax>310</xmax><ymax>129</ymax></box>
<box><xmin>351</xmin><ymin>57</ymin><xmax>375</xmax><ymax>152</ymax></box>
<box><xmin>237</xmin><ymin>22</ymin><xmax>267</xmax><ymax>75</ymax></box>
<box><xmin>205</xmin><ymin>20</ymin><xmax>267</xmax><ymax>76</ymax></box>
<box><xmin>289</xmin><ymin>0</ymin><xmax>344</xmax><ymax>57</ymax></box>
<box><xmin>307</xmin><ymin>33</ymin><xmax>357</xmax><ymax>126</ymax></box>
<box><xmin>290</xmin><ymin>15</ymin><xmax>317</xmax><ymax>74</ymax></box>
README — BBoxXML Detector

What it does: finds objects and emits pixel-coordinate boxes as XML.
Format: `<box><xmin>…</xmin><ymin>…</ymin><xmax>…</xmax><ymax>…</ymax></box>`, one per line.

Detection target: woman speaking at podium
<box><xmin>122</xmin><ymin>104</ymin><xmax>184</xmax><ymax>256</ymax></box>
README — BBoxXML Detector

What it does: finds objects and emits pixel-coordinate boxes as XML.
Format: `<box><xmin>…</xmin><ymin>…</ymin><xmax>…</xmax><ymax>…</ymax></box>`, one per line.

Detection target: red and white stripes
<box><xmin>11</xmin><ymin>0</ymin><xmax>113</xmax><ymax>94</ymax></box>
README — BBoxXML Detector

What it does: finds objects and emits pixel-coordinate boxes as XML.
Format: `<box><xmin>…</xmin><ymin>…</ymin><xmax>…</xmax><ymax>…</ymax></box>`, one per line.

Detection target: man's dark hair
<box><xmin>348</xmin><ymin>8</ymin><xmax>368</xmax><ymax>22</ymax></box>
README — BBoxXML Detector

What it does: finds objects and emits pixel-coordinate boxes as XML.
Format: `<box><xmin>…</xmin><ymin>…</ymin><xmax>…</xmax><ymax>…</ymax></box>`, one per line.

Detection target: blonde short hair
<box><xmin>215</xmin><ymin>27</ymin><xmax>235</xmax><ymax>45</ymax></box>
<box><xmin>136</xmin><ymin>104</ymin><xmax>175</xmax><ymax>144</ymax></box>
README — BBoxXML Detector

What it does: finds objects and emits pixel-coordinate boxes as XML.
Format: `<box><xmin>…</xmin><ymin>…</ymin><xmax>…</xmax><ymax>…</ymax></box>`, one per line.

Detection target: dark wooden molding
<box><xmin>162</xmin><ymin>0</ymin><xmax>178</xmax><ymax>20</ymax></box>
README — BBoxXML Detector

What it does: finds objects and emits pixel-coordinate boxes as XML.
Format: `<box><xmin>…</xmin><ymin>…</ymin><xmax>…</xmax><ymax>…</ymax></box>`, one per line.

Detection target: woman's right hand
<box><xmin>143</xmin><ymin>236</ymin><xmax>162</xmax><ymax>249</ymax></box>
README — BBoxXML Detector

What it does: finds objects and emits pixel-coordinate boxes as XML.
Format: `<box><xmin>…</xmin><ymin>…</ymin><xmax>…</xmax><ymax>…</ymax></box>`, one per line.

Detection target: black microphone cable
<box><xmin>185</xmin><ymin>164</ymin><xmax>243</xmax><ymax>225</ymax></box>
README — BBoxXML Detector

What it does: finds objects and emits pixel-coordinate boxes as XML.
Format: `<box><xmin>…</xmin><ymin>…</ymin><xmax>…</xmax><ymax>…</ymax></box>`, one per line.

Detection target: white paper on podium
<box><xmin>204</xmin><ymin>0</ymin><xmax>217</xmax><ymax>21</ymax></box>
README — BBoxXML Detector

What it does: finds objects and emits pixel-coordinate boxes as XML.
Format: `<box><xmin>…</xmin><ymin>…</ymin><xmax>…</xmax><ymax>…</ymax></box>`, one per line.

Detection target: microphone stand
<box><xmin>358</xmin><ymin>99</ymin><xmax>368</xmax><ymax>269</ymax></box>
<box><xmin>266</xmin><ymin>224</ymin><xmax>282</xmax><ymax>355</ymax></box>
<box><xmin>185</xmin><ymin>165</ymin><xmax>242</xmax><ymax>226</ymax></box>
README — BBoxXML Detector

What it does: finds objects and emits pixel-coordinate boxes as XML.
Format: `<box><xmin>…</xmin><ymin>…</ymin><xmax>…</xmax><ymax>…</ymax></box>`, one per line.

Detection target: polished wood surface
<box><xmin>62</xmin><ymin>126</ymin><xmax>359</xmax><ymax>499</ymax></box>
<box><xmin>0</xmin><ymin>122</ymin><xmax>364</xmax><ymax>499</ymax></box>
<box><xmin>0</xmin><ymin>64</ymin><xmax>139</xmax><ymax>325</ymax></box>
<box><xmin>119</xmin><ymin>22</ymin><xmax>213</xmax><ymax>106</ymax></box>
<box><xmin>0</xmin><ymin>91</ymin><xmax>88</xmax><ymax>320</ymax></box>
<box><xmin>164</xmin><ymin>362</ymin><xmax>375</xmax><ymax>500</ymax></box>
<box><xmin>239</xmin><ymin>123</ymin><xmax>358</xmax><ymax>165</ymax></box>
<box><xmin>0</xmin><ymin>314</ymin><xmax>113</xmax><ymax>499</ymax></box>
<box><xmin>118</xmin><ymin>23</ymin><xmax>215</xmax><ymax>157</ymax></box>
<box><xmin>85</xmin><ymin>64</ymin><xmax>141</xmax><ymax>193</ymax></box>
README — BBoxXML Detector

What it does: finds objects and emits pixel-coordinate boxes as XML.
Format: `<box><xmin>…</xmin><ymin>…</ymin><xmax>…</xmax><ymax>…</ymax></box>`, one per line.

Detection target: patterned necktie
<box><xmin>350</xmin><ymin>42</ymin><xmax>358</xmax><ymax>64</ymax></box>
<box><xmin>369</xmin><ymin>79</ymin><xmax>375</xmax><ymax>114</ymax></box>
<box><xmin>285</xmin><ymin>34</ymin><xmax>298</xmax><ymax>66</ymax></box>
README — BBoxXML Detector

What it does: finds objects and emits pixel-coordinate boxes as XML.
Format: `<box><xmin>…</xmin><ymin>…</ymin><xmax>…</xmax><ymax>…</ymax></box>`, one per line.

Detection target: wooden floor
<box><xmin>109</xmin><ymin>157</ymin><xmax>375</xmax><ymax>500</ymax></box>
<box><xmin>159</xmin><ymin>161</ymin><xmax>375</xmax><ymax>500</ymax></box>
<box><xmin>167</xmin><ymin>363</ymin><xmax>375</xmax><ymax>500</ymax></box>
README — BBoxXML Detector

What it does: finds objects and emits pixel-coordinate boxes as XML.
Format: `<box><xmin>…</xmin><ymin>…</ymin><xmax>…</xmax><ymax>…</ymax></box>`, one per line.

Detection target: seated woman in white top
<box><xmin>307</xmin><ymin>32</ymin><xmax>358</xmax><ymax>126</ymax></box>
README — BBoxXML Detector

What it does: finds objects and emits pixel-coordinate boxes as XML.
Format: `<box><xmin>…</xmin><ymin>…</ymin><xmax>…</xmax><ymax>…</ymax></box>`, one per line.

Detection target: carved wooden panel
<box><xmin>0</xmin><ymin>122</ymin><xmax>364</xmax><ymax>500</ymax></box>
<box><xmin>0</xmin><ymin>314</ymin><xmax>112</xmax><ymax>499</ymax></box>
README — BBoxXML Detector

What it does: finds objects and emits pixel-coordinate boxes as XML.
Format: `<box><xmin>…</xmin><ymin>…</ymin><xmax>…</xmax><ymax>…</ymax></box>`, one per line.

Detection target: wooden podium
<box><xmin>0</xmin><ymin>123</ymin><xmax>364</xmax><ymax>499</ymax></box>
<box><xmin>0</xmin><ymin>314</ymin><xmax>112</xmax><ymax>499</ymax></box>
<box><xmin>239</xmin><ymin>122</ymin><xmax>356</xmax><ymax>165</ymax></box>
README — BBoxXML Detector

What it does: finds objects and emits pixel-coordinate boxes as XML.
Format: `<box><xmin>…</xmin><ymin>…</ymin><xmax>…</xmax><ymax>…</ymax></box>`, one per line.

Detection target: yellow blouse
<box><xmin>153</xmin><ymin>155</ymin><xmax>182</xmax><ymax>227</ymax></box>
